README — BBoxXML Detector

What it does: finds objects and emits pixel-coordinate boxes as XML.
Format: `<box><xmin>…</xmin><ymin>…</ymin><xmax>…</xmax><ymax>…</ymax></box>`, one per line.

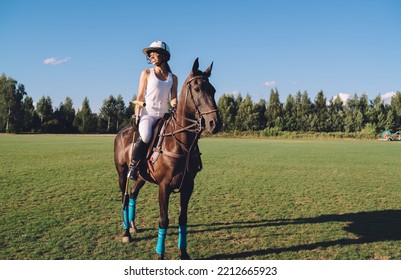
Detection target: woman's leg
<box><xmin>128</xmin><ymin>115</ymin><xmax>157</xmax><ymax>179</ymax></box>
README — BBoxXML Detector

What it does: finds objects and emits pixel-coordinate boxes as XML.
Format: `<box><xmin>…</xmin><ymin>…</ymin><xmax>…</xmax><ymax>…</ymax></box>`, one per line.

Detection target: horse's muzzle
<box><xmin>206</xmin><ymin>117</ymin><xmax>222</xmax><ymax>134</ymax></box>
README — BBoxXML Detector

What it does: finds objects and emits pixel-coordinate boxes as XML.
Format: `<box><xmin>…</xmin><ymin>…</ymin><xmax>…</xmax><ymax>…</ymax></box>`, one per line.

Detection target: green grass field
<box><xmin>1</xmin><ymin>134</ymin><xmax>401</xmax><ymax>260</ymax></box>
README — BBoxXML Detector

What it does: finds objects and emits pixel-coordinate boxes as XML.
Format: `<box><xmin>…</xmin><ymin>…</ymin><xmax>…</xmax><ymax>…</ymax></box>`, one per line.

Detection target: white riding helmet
<box><xmin>143</xmin><ymin>41</ymin><xmax>171</xmax><ymax>61</ymax></box>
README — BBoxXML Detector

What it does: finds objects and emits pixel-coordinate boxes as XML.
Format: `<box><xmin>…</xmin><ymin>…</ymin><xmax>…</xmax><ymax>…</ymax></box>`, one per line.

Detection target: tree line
<box><xmin>1</xmin><ymin>73</ymin><xmax>401</xmax><ymax>135</ymax></box>
<box><xmin>218</xmin><ymin>89</ymin><xmax>401</xmax><ymax>136</ymax></box>
<box><xmin>0</xmin><ymin>74</ymin><xmax>134</xmax><ymax>133</ymax></box>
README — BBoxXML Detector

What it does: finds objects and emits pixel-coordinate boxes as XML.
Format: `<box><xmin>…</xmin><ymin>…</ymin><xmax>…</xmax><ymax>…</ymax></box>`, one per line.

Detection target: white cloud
<box><xmin>327</xmin><ymin>92</ymin><xmax>350</xmax><ymax>106</ymax></box>
<box><xmin>43</xmin><ymin>57</ymin><xmax>71</xmax><ymax>65</ymax></box>
<box><xmin>332</xmin><ymin>92</ymin><xmax>350</xmax><ymax>104</ymax></box>
<box><xmin>263</xmin><ymin>80</ymin><xmax>276</xmax><ymax>87</ymax></box>
<box><xmin>381</xmin><ymin>91</ymin><xmax>396</xmax><ymax>104</ymax></box>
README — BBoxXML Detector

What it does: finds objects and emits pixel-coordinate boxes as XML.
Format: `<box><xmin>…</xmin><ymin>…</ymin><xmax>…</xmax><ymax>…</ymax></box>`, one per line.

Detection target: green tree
<box><xmin>265</xmin><ymin>88</ymin><xmax>283</xmax><ymax>129</ymax></box>
<box><xmin>295</xmin><ymin>91</ymin><xmax>313</xmax><ymax>132</ymax></box>
<box><xmin>312</xmin><ymin>90</ymin><xmax>329</xmax><ymax>132</ymax></box>
<box><xmin>359</xmin><ymin>93</ymin><xmax>369</xmax><ymax>126</ymax></box>
<box><xmin>217</xmin><ymin>93</ymin><xmax>238</xmax><ymax>131</ymax></box>
<box><xmin>122</xmin><ymin>97</ymin><xmax>136</xmax><ymax>128</ymax></box>
<box><xmin>73</xmin><ymin>97</ymin><xmax>97</xmax><ymax>133</ymax></box>
<box><xmin>54</xmin><ymin>97</ymin><xmax>76</xmax><ymax>133</ymax></box>
<box><xmin>292</xmin><ymin>91</ymin><xmax>303</xmax><ymax>131</ymax></box>
<box><xmin>98</xmin><ymin>94</ymin><xmax>126</xmax><ymax>133</ymax></box>
<box><xmin>236</xmin><ymin>94</ymin><xmax>259</xmax><ymax>131</ymax></box>
<box><xmin>328</xmin><ymin>96</ymin><xmax>345</xmax><ymax>132</ymax></box>
<box><xmin>253</xmin><ymin>99</ymin><xmax>267</xmax><ymax>131</ymax></box>
<box><xmin>367</xmin><ymin>95</ymin><xmax>384</xmax><ymax>128</ymax></box>
<box><xmin>100</xmin><ymin>95</ymin><xmax>117</xmax><ymax>132</ymax></box>
<box><xmin>344</xmin><ymin>94</ymin><xmax>365</xmax><ymax>133</ymax></box>
<box><xmin>390</xmin><ymin>91</ymin><xmax>401</xmax><ymax>130</ymax></box>
<box><xmin>21</xmin><ymin>96</ymin><xmax>40</xmax><ymax>132</ymax></box>
<box><xmin>36</xmin><ymin>95</ymin><xmax>54</xmax><ymax>129</ymax></box>
<box><xmin>377</xmin><ymin>111</ymin><xmax>386</xmax><ymax>132</ymax></box>
<box><xmin>384</xmin><ymin>109</ymin><xmax>395</xmax><ymax>131</ymax></box>
<box><xmin>115</xmin><ymin>95</ymin><xmax>126</xmax><ymax>131</ymax></box>
<box><xmin>0</xmin><ymin>74</ymin><xmax>27</xmax><ymax>132</ymax></box>
<box><xmin>233</xmin><ymin>94</ymin><xmax>243</xmax><ymax>130</ymax></box>
<box><xmin>355</xmin><ymin>110</ymin><xmax>364</xmax><ymax>132</ymax></box>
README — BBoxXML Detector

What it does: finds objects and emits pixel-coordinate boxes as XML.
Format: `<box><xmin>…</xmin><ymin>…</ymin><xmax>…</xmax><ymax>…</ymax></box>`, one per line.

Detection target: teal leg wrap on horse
<box><xmin>122</xmin><ymin>204</ymin><xmax>129</xmax><ymax>230</ymax></box>
<box><xmin>123</xmin><ymin>198</ymin><xmax>136</xmax><ymax>230</ymax></box>
<box><xmin>178</xmin><ymin>225</ymin><xmax>187</xmax><ymax>250</ymax></box>
<box><xmin>156</xmin><ymin>228</ymin><xmax>167</xmax><ymax>255</ymax></box>
<box><xmin>128</xmin><ymin>198</ymin><xmax>136</xmax><ymax>223</ymax></box>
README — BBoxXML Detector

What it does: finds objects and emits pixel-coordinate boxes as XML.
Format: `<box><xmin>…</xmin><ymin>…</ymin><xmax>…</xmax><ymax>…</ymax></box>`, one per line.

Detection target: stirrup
<box><xmin>127</xmin><ymin>164</ymin><xmax>139</xmax><ymax>180</ymax></box>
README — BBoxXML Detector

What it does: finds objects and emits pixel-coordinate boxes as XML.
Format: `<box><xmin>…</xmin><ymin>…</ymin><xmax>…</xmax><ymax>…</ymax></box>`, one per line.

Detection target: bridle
<box><xmin>185</xmin><ymin>75</ymin><xmax>219</xmax><ymax>120</ymax></box>
<box><xmin>172</xmin><ymin>75</ymin><xmax>219</xmax><ymax>134</ymax></box>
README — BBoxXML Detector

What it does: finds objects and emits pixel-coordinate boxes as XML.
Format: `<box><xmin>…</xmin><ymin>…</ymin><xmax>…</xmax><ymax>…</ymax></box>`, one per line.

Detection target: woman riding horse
<box><xmin>127</xmin><ymin>41</ymin><xmax>178</xmax><ymax>180</ymax></box>
<box><xmin>114</xmin><ymin>47</ymin><xmax>221</xmax><ymax>259</ymax></box>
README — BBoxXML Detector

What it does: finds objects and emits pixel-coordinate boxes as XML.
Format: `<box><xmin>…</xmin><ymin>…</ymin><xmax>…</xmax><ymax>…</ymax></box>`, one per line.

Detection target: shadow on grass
<box><xmin>198</xmin><ymin>209</ymin><xmax>401</xmax><ymax>259</ymax></box>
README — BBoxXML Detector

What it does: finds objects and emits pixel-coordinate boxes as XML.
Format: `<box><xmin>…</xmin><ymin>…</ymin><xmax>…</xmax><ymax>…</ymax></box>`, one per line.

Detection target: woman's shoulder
<box><xmin>140</xmin><ymin>69</ymin><xmax>151</xmax><ymax>79</ymax></box>
<box><xmin>142</xmin><ymin>69</ymin><xmax>151</xmax><ymax>75</ymax></box>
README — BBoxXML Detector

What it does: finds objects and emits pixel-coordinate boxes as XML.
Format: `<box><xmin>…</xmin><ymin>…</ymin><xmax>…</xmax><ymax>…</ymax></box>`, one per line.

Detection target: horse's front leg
<box><xmin>178</xmin><ymin>179</ymin><xmax>194</xmax><ymax>260</ymax></box>
<box><xmin>122</xmin><ymin>178</ymin><xmax>145</xmax><ymax>243</ymax></box>
<box><xmin>156</xmin><ymin>183</ymin><xmax>172</xmax><ymax>260</ymax></box>
<box><xmin>129</xmin><ymin>179</ymin><xmax>146</xmax><ymax>234</ymax></box>
<box><xmin>118</xmin><ymin>167</ymin><xmax>132</xmax><ymax>243</ymax></box>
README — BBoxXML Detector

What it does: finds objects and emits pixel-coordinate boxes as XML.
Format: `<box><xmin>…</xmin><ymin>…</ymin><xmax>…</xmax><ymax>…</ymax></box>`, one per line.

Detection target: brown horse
<box><xmin>114</xmin><ymin>58</ymin><xmax>221</xmax><ymax>259</ymax></box>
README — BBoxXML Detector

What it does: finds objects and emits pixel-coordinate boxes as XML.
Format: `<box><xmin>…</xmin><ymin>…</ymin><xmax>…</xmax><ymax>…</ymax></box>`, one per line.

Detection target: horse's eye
<box><xmin>194</xmin><ymin>87</ymin><xmax>200</xmax><ymax>92</ymax></box>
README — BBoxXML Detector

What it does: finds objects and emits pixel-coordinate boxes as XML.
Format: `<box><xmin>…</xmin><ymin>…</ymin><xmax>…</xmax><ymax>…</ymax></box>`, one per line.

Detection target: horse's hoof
<box><xmin>122</xmin><ymin>236</ymin><xmax>132</xmax><ymax>243</ymax></box>
<box><xmin>129</xmin><ymin>222</ymin><xmax>138</xmax><ymax>234</ymax></box>
<box><xmin>157</xmin><ymin>254</ymin><xmax>165</xmax><ymax>260</ymax></box>
<box><xmin>180</xmin><ymin>250</ymin><xmax>191</xmax><ymax>260</ymax></box>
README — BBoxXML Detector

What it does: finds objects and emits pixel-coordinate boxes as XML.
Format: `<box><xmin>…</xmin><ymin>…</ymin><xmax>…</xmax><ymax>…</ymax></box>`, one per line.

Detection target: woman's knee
<box><xmin>139</xmin><ymin>126</ymin><xmax>152</xmax><ymax>143</ymax></box>
<box><xmin>140</xmin><ymin>132</ymin><xmax>152</xmax><ymax>144</ymax></box>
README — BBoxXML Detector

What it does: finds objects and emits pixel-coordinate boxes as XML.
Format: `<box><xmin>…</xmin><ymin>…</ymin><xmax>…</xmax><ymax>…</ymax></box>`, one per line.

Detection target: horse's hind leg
<box><xmin>178</xmin><ymin>179</ymin><xmax>194</xmax><ymax>260</ymax></box>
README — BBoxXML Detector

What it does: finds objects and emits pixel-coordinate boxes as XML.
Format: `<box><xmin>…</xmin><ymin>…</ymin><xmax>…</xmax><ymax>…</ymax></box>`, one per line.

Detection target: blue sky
<box><xmin>1</xmin><ymin>0</ymin><xmax>400</xmax><ymax>112</ymax></box>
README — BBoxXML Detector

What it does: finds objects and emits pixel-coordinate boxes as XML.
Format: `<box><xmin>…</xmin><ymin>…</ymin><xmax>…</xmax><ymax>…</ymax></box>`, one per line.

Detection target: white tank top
<box><xmin>143</xmin><ymin>68</ymin><xmax>173</xmax><ymax>117</ymax></box>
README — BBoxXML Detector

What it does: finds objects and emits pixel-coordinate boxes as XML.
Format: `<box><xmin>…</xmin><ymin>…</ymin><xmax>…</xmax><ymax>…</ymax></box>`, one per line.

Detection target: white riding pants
<box><xmin>138</xmin><ymin>115</ymin><xmax>159</xmax><ymax>144</ymax></box>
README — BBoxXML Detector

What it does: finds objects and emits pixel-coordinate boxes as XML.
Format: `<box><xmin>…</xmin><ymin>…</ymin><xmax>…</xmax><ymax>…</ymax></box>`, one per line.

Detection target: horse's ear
<box><xmin>192</xmin><ymin>58</ymin><xmax>199</xmax><ymax>74</ymax></box>
<box><xmin>204</xmin><ymin>62</ymin><xmax>213</xmax><ymax>77</ymax></box>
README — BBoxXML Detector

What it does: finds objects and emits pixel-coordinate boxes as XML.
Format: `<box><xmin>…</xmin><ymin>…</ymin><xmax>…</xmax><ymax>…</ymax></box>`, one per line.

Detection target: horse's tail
<box><xmin>114</xmin><ymin>125</ymin><xmax>135</xmax><ymax>170</ymax></box>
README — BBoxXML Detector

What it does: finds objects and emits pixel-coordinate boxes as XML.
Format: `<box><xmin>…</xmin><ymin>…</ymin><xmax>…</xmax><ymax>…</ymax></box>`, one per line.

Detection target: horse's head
<box><xmin>182</xmin><ymin>58</ymin><xmax>222</xmax><ymax>134</ymax></box>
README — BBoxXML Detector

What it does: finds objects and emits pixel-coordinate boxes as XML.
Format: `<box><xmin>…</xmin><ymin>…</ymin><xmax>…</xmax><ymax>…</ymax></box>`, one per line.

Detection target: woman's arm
<box><xmin>170</xmin><ymin>74</ymin><xmax>178</xmax><ymax>107</ymax></box>
<box><xmin>135</xmin><ymin>69</ymin><xmax>149</xmax><ymax>116</ymax></box>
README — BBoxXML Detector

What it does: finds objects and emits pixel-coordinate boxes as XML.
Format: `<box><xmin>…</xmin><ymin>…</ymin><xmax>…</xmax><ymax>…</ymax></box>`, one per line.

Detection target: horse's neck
<box><xmin>173</xmin><ymin>103</ymin><xmax>198</xmax><ymax>150</ymax></box>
